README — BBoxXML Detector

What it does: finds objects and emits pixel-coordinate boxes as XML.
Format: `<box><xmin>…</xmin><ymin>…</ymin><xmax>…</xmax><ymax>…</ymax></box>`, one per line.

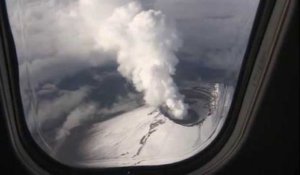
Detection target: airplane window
<box><xmin>5</xmin><ymin>0</ymin><xmax>259</xmax><ymax>167</ymax></box>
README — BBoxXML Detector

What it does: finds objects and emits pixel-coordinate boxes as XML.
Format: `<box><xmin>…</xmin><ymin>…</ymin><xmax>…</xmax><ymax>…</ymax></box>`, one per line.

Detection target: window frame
<box><xmin>0</xmin><ymin>0</ymin><xmax>294</xmax><ymax>174</ymax></box>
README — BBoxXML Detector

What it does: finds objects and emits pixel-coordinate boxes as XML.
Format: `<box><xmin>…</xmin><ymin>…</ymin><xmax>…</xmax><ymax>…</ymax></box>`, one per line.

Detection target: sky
<box><xmin>6</xmin><ymin>0</ymin><xmax>259</xmax><ymax>164</ymax></box>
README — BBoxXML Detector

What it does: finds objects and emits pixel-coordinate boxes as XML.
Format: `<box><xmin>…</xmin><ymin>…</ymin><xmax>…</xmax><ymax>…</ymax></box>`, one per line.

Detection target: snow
<box><xmin>53</xmin><ymin>83</ymin><xmax>233</xmax><ymax>167</ymax></box>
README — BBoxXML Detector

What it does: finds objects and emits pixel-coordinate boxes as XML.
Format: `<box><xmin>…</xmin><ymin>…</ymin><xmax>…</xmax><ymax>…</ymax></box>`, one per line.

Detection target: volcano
<box><xmin>52</xmin><ymin>80</ymin><xmax>234</xmax><ymax>167</ymax></box>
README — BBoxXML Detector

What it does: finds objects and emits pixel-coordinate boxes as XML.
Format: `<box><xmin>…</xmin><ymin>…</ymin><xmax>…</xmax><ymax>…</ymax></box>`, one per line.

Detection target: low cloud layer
<box><xmin>6</xmin><ymin>0</ymin><xmax>259</xmax><ymax>87</ymax></box>
<box><xmin>7</xmin><ymin>0</ymin><xmax>127</xmax><ymax>87</ymax></box>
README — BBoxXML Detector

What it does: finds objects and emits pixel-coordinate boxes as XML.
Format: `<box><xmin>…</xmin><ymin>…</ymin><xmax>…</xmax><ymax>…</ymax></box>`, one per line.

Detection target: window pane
<box><xmin>6</xmin><ymin>0</ymin><xmax>259</xmax><ymax>167</ymax></box>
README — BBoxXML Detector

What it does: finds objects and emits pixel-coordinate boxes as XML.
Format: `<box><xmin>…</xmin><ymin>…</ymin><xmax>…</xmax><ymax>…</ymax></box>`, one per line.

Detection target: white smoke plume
<box><xmin>96</xmin><ymin>1</ymin><xmax>188</xmax><ymax>119</ymax></box>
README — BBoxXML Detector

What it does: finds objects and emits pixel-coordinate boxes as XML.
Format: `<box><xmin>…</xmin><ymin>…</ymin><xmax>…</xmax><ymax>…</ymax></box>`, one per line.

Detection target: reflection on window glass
<box><xmin>6</xmin><ymin>0</ymin><xmax>259</xmax><ymax>167</ymax></box>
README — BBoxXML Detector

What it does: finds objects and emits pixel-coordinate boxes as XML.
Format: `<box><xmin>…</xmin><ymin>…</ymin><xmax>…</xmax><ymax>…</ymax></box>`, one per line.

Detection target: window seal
<box><xmin>191</xmin><ymin>0</ymin><xmax>297</xmax><ymax>174</ymax></box>
<box><xmin>0</xmin><ymin>0</ymin><xmax>292</xmax><ymax>174</ymax></box>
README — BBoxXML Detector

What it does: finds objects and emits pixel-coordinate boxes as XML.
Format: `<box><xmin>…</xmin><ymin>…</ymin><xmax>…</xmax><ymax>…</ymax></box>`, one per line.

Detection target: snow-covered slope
<box><xmin>53</xmin><ymin>83</ymin><xmax>234</xmax><ymax>167</ymax></box>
